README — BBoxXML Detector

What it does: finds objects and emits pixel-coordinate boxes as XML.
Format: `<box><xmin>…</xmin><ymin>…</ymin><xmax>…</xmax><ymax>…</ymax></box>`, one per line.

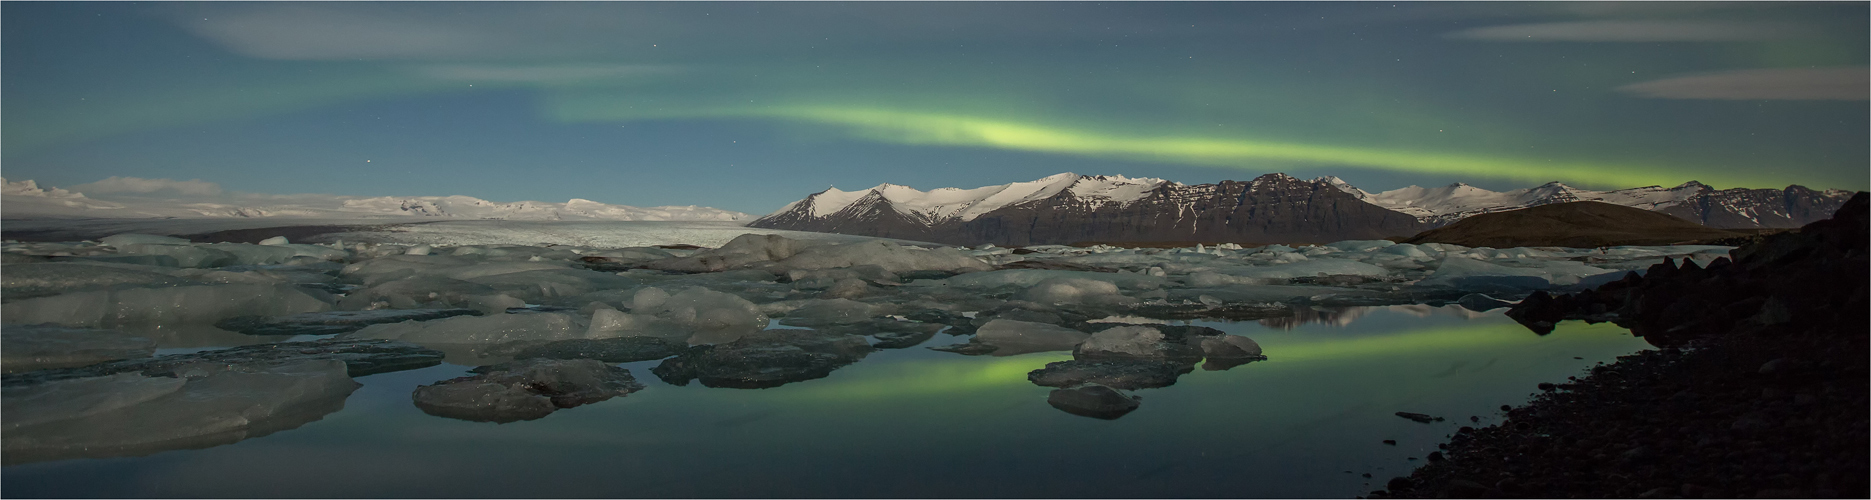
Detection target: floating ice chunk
<box><xmin>639</xmin><ymin>287</ymin><xmax>769</xmax><ymax>339</ymax></box>
<box><xmin>405</xmin><ymin>244</ymin><xmax>433</xmax><ymax>256</ymax></box>
<box><xmin>778</xmin><ymin>298</ymin><xmax>884</xmax><ymax>326</ymax></box>
<box><xmin>110</xmin><ymin>244</ymin><xmax>237</xmax><ymax>268</ymax></box>
<box><xmin>1074</xmin><ymin>325</ymin><xmax>1198</xmax><ymax>360</ymax></box>
<box><xmin>586</xmin><ymin>308</ymin><xmax>657</xmax><ymax>337</ymax></box>
<box><xmin>1</xmin><ymin>359</ymin><xmax>358</xmax><ymax>465</ymax></box>
<box><xmin>214</xmin><ymin>309</ymin><xmax>482</xmax><ymax>336</ymax></box>
<box><xmin>1</xmin><ymin>263</ymin><xmax>195</xmax><ymax>300</ymax></box>
<box><xmin>1232</xmin><ymin>259</ymin><xmax>1391</xmax><ymax>280</ymax></box>
<box><xmin>8</xmin><ymin>338</ymin><xmax>444</xmax><ymax>383</ymax></box>
<box><xmin>350</xmin><ymin>311</ymin><xmax>591</xmax><ymax>344</ymax></box>
<box><xmin>788</xmin><ymin>265</ymin><xmax>899</xmax><ymax>284</ymax></box>
<box><xmin>631</xmin><ymin>287</ymin><xmax>672</xmax><ymax>311</ymax></box>
<box><xmin>1417</xmin><ymin>257</ymin><xmax>1552</xmax><ymax>293</ymax></box>
<box><xmin>1023</xmin><ymin>277</ymin><xmax>1137</xmax><ymax>307</ymax></box>
<box><xmin>463</xmin><ymin>294</ymin><xmax>524</xmax><ymax>316</ymax></box>
<box><xmin>1380</xmin><ymin>244</ymin><xmax>1431</xmax><ymax>258</ymax></box>
<box><xmin>98</xmin><ymin>234</ymin><xmax>190</xmax><ymax>246</ymax></box>
<box><xmin>971</xmin><ymin>319</ymin><xmax>1090</xmax><ymax>356</ymax></box>
<box><xmin>463</xmin><ymin>269</ymin><xmax>640</xmax><ymax>303</ymax></box>
<box><xmin>335</xmin><ymin>276</ymin><xmax>496</xmax><ymax>310</ymax></box>
<box><xmin>2</xmin><ymin>373</ymin><xmax>184</xmax><ymax>429</ymax></box>
<box><xmin>1327</xmin><ymin>240</ymin><xmax>1396</xmax><ymax>252</ymax></box>
<box><xmin>1</xmin><ymin>325</ymin><xmax>156</xmax><ymax>373</ymax></box>
<box><xmin>1184</xmin><ymin>272</ymin><xmax>1266</xmax><ymax>287</ymax></box>
<box><xmin>644</xmin><ymin>233</ymin><xmax>810</xmax><ymax>272</ymax></box>
<box><xmin>937</xmin><ymin>269</ymin><xmax>1166</xmax><ymax>291</ymax></box>
<box><xmin>3</xmin><ymin>284</ymin><xmax>331</xmax><ymax>327</ymax></box>
<box><xmin>205</xmin><ymin>243</ymin><xmax>349</xmax><ymax>266</ymax></box>
<box><xmin>257</xmin><ymin>236</ymin><xmax>289</xmax><ymax>246</ymax></box>
<box><xmin>774</xmin><ymin>241</ymin><xmax>993</xmax><ymax>275</ymax></box>
<box><xmin>818</xmin><ymin>278</ymin><xmax>871</xmax><ymax>299</ymax></box>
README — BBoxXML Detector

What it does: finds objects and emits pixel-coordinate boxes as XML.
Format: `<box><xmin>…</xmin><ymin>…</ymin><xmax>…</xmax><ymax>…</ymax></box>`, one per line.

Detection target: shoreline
<box><xmin>1371</xmin><ymin>193</ymin><xmax>1869</xmax><ymax>499</ymax></box>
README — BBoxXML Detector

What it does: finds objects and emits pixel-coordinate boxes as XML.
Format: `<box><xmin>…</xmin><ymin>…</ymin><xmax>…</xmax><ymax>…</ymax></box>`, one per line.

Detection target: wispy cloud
<box><xmin>177</xmin><ymin>5</ymin><xmax>513</xmax><ymax>60</ymax></box>
<box><xmin>71</xmin><ymin>177</ymin><xmax>223</xmax><ymax>197</ymax></box>
<box><xmin>1448</xmin><ymin>20</ymin><xmax>1799</xmax><ymax>42</ymax></box>
<box><xmin>415</xmin><ymin>64</ymin><xmax>679</xmax><ymax>84</ymax></box>
<box><xmin>1618</xmin><ymin>68</ymin><xmax>1869</xmax><ymax>100</ymax></box>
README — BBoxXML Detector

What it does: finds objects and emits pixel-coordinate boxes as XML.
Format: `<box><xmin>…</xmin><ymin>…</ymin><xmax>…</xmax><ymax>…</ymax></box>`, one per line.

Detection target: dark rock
<box><xmin>927</xmin><ymin>342</ymin><xmax>1000</xmax><ymax>356</ymax></box>
<box><xmin>412</xmin><ymin>358</ymin><xmax>644</xmax><ymax>423</ymax></box>
<box><xmin>1658</xmin><ymin>184</ymin><xmax>1855</xmax><ymax>229</ymax></box>
<box><xmin>1383</xmin><ymin>440</ymin><xmax>1397</xmax><ymax>445</ymax></box>
<box><xmin>651</xmin><ymin>330</ymin><xmax>873</xmax><ymax>389</ymax></box>
<box><xmin>1396</xmin><ymin>412</ymin><xmax>1437</xmax><ymax>424</ymax></box>
<box><xmin>1758</xmin><ymin>358</ymin><xmax>1796</xmax><ymax>376</ymax></box>
<box><xmin>1445</xmin><ymin>479</ymin><xmax>1489</xmax><ymax>497</ymax></box>
<box><xmin>1404</xmin><ymin>201</ymin><xmax>1753</xmax><ymax>248</ymax></box>
<box><xmin>1027</xmin><ymin>359</ymin><xmax>1192</xmax><ymax>390</ymax></box>
<box><xmin>216</xmin><ymin>308</ymin><xmax>481</xmax><ymax>336</ymax></box>
<box><xmin>500</xmin><ymin>336</ymin><xmax>685</xmax><ymax>363</ymax></box>
<box><xmin>1045</xmin><ymin>384</ymin><xmax>1141</xmax><ymax>420</ymax></box>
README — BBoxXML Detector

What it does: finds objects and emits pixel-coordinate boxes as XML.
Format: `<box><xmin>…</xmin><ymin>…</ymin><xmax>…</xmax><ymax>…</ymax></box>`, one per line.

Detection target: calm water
<box><xmin>3</xmin><ymin>306</ymin><xmax>1650</xmax><ymax>498</ymax></box>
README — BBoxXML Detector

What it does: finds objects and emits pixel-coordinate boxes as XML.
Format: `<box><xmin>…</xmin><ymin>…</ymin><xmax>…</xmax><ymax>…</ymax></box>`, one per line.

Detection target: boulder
<box><xmin>412</xmin><ymin>359</ymin><xmax>645</xmax><ymax>423</ymax></box>
<box><xmin>1027</xmin><ymin>359</ymin><xmax>1192</xmax><ymax>390</ymax></box>
<box><xmin>1046</xmin><ymin>384</ymin><xmax>1142</xmax><ymax>420</ymax></box>
<box><xmin>651</xmin><ymin>330</ymin><xmax>872</xmax><ymax>389</ymax></box>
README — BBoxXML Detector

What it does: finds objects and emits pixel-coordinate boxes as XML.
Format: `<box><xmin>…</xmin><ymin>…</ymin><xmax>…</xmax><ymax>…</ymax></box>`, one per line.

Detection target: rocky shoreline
<box><xmin>1371</xmin><ymin>193</ymin><xmax>1869</xmax><ymax>499</ymax></box>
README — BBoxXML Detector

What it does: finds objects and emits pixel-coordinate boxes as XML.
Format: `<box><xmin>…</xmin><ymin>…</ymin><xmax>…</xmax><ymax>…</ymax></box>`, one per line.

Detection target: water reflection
<box><xmin>1258</xmin><ymin>304</ymin><xmax>1491</xmax><ymax>330</ymax></box>
<box><xmin>4</xmin><ymin>305</ymin><xmax>1652</xmax><ymax>498</ymax></box>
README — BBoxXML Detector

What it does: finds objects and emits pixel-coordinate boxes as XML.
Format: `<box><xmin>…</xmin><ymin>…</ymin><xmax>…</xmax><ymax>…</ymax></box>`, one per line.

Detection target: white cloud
<box><xmin>1617</xmin><ymin>67</ymin><xmax>1869</xmax><ymax>101</ymax></box>
<box><xmin>72</xmin><ymin>177</ymin><xmax>224</xmax><ymax>196</ymax></box>
<box><xmin>1447</xmin><ymin>20</ymin><xmax>1798</xmax><ymax>42</ymax></box>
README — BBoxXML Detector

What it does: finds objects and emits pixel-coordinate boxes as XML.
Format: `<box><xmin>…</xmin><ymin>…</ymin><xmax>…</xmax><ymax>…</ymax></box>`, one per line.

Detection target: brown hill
<box><xmin>1399</xmin><ymin>201</ymin><xmax>1748</xmax><ymax>248</ymax></box>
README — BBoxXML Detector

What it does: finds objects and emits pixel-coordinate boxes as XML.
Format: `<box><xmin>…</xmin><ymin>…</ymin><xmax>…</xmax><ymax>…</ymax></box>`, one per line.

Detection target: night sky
<box><xmin>4</xmin><ymin>2</ymin><xmax>1866</xmax><ymax>214</ymax></box>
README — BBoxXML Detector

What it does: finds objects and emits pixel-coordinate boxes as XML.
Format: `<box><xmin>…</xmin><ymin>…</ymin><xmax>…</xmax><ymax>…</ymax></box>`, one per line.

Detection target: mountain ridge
<box><xmin>750</xmin><ymin>173</ymin><xmax>1855</xmax><ymax>246</ymax></box>
<box><xmin>1</xmin><ymin>178</ymin><xmax>752</xmax><ymax>222</ymax></box>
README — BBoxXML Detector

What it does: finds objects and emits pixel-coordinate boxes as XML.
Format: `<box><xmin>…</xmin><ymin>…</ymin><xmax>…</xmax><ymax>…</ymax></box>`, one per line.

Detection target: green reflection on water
<box><xmin>1</xmin><ymin>310</ymin><xmax>1654</xmax><ymax>498</ymax></box>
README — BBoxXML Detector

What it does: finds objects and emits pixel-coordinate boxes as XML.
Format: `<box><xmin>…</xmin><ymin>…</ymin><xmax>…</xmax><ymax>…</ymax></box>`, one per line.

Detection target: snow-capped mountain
<box><xmin>1323</xmin><ymin>177</ymin><xmax>1852</xmax><ymax>229</ymax></box>
<box><xmin>750</xmin><ymin>173</ymin><xmax>1425</xmax><ymax>246</ymax></box>
<box><xmin>752</xmin><ymin>172</ymin><xmax>1859</xmax><ymax>246</ymax></box>
<box><xmin>0</xmin><ymin>178</ymin><xmax>752</xmax><ymax>222</ymax></box>
<box><xmin>767</xmin><ymin>173</ymin><xmax>1171</xmax><ymax>226</ymax></box>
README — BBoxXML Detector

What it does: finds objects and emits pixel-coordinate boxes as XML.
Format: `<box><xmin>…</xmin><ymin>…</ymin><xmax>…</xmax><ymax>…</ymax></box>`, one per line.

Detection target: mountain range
<box><xmin>749</xmin><ymin>173</ymin><xmax>1856</xmax><ymax>246</ymax></box>
<box><xmin>0</xmin><ymin>178</ymin><xmax>752</xmax><ymax>222</ymax></box>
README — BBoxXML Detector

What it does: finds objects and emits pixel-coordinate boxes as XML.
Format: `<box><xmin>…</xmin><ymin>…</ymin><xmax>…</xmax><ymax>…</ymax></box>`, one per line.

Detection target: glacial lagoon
<box><xmin>3</xmin><ymin>306</ymin><xmax>1649</xmax><ymax>498</ymax></box>
<box><xmin>2</xmin><ymin>227</ymin><xmax>1703</xmax><ymax>497</ymax></box>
